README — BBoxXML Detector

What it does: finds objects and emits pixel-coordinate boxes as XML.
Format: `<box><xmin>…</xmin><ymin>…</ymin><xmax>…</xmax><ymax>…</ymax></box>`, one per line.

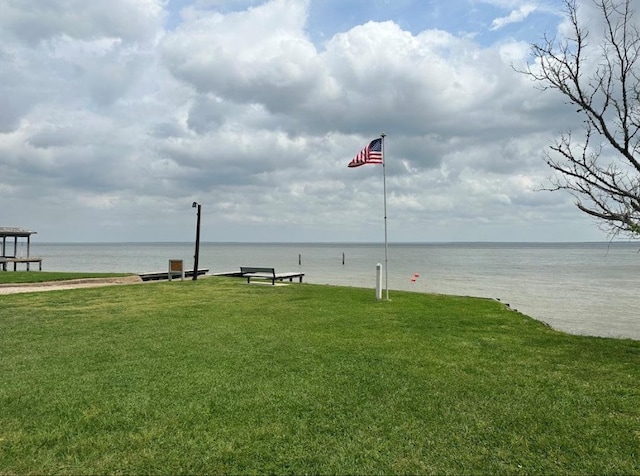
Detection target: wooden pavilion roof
<box><xmin>0</xmin><ymin>227</ymin><xmax>37</xmax><ymax>238</ymax></box>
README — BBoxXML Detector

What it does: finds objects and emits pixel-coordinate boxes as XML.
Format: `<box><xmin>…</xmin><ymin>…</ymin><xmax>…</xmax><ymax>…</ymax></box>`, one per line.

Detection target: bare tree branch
<box><xmin>520</xmin><ymin>0</ymin><xmax>640</xmax><ymax>238</ymax></box>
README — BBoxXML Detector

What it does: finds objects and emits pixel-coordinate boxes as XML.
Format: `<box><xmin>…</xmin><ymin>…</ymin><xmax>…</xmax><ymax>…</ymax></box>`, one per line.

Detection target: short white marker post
<box><xmin>376</xmin><ymin>263</ymin><xmax>382</xmax><ymax>301</ymax></box>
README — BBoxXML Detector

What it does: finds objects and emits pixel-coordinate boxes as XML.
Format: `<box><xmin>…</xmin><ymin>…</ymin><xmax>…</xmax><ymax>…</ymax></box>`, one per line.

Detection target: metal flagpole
<box><xmin>381</xmin><ymin>132</ymin><xmax>389</xmax><ymax>300</ymax></box>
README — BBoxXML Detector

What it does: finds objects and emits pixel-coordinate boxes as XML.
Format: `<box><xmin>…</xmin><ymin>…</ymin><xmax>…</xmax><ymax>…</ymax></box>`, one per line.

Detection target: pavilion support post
<box><xmin>26</xmin><ymin>235</ymin><xmax>31</xmax><ymax>270</ymax></box>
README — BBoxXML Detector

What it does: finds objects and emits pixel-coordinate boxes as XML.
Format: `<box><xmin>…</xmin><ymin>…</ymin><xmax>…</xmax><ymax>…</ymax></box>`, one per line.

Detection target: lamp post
<box><xmin>192</xmin><ymin>201</ymin><xmax>201</xmax><ymax>280</ymax></box>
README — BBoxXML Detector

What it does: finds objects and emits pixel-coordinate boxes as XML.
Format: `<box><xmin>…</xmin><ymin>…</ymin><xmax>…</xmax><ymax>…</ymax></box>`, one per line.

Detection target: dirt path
<box><xmin>0</xmin><ymin>275</ymin><xmax>143</xmax><ymax>295</ymax></box>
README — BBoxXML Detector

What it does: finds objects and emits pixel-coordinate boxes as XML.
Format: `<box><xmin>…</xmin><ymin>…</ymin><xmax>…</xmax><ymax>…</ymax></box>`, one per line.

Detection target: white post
<box><xmin>376</xmin><ymin>263</ymin><xmax>382</xmax><ymax>301</ymax></box>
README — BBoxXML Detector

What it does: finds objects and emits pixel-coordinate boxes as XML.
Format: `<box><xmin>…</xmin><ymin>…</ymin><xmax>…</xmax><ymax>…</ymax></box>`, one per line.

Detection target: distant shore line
<box><xmin>31</xmin><ymin>240</ymin><xmax>638</xmax><ymax>246</ymax></box>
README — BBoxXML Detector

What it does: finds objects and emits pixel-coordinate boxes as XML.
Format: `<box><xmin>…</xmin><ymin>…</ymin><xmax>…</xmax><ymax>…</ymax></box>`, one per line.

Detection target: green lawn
<box><xmin>0</xmin><ymin>278</ymin><xmax>638</xmax><ymax>474</ymax></box>
<box><xmin>0</xmin><ymin>271</ymin><xmax>131</xmax><ymax>284</ymax></box>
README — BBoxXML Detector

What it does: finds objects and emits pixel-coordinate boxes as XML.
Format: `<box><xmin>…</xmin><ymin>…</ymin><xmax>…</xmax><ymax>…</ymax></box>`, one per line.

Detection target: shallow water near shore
<box><xmin>22</xmin><ymin>241</ymin><xmax>640</xmax><ymax>340</ymax></box>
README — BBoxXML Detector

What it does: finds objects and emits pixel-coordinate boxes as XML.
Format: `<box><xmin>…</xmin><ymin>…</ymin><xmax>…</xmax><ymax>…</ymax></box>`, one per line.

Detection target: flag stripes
<box><xmin>348</xmin><ymin>138</ymin><xmax>383</xmax><ymax>167</ymax></box>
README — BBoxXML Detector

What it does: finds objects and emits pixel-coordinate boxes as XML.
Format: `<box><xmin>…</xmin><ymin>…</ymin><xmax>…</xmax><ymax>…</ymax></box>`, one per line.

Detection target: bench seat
<box><xmin>0</xmin><ymin>257</ymin><xmax>42</xmax><ymax>271</ymax></box>
<box><xmin>240</xmin><ymin>267</ymin><xmax>304</xmax><ymax>285</ymax></box>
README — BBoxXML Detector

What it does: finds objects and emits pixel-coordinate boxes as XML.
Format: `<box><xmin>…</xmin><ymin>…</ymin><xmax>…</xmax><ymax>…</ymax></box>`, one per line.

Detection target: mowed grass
<box><xmin>0</xmin><ymin>278</ymin><xmax>638</xmax><ymax>475</ymax></box>
<box><xmin>0</xmin><ymin>271</ymin><xmax>131</xmax><ymax>284</ymax></box>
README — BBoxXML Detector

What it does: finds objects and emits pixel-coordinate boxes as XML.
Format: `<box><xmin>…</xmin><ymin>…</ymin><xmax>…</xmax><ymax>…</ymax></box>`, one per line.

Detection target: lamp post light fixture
<box><xmin>192</xmin><ymin>201</ymin><xmax>201</xmax><ymax>280</ymax></box>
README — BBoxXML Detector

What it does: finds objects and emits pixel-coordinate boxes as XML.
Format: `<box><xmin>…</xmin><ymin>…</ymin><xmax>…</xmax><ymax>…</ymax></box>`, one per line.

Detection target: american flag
<box><xmin>348</xmin><ymin>138</ymin><xmax>383</xmax><ymax>167</ymax></box>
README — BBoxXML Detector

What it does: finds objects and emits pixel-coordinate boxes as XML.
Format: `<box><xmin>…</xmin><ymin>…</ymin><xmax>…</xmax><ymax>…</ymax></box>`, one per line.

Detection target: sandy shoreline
<box><xmin>0</xmin><ymin>275</ymin><xmax>143</xmax><ymax>295</ymax></box>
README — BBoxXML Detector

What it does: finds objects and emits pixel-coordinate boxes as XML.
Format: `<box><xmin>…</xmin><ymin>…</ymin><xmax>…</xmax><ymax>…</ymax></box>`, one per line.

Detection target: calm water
<box><xmin>20</xmin><ymin>242</ymin><xmax>640</xmax><ymax>340</ymax></box>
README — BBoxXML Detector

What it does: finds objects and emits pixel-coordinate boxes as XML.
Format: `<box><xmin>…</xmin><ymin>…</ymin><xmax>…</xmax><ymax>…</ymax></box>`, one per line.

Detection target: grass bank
<box><xmin>0</xmin><ymin>278</ymin><xmax>638</xmax><ymax>474</ymax></box>
<box><xmin>0</xmin><ymin>271</ymin><xmax>132</xmax><ymax>284</ymax></box>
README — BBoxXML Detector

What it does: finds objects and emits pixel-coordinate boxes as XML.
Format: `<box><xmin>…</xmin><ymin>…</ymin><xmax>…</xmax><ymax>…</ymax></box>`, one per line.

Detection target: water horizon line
<box><xmin>33</xmin><ymin>240</ymin><xmax>637</xmax><ymax>246</ymax></box>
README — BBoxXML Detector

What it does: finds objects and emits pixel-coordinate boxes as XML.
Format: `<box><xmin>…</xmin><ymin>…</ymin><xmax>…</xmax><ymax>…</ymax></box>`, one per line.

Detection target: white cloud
<box><xmin>0</xmin><ymin>0</ymin><xmax>165</xmax><ymax>45</ymax></box>
<box><xmin>490</xmin><ymin>4</ymin><xmax>537</xmax><ymax>30</ymax></box>
<box><xmin>0</xmin><ymin>0</ymin><xmax>607</xmax><ymax>243</ymax></box>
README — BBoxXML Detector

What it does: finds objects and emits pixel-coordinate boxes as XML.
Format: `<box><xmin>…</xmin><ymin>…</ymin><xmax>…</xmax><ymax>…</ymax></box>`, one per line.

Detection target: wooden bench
<box><xmin>0</xmin><ymin>257</ymin><xmax>42</xmax><ymax>271</ymax></box>
<box><xmin>240</xmin><ymin>266</ymin><xmax>304</xmax><ymax>285</ymax></box>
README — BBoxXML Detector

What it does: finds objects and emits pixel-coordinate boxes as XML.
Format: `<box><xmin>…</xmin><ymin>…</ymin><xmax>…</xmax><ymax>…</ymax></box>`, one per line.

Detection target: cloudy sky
<box><xmin>0</xmin><ymin>0</ymin><xmax>622</xmax><ymax>242</ymax></box>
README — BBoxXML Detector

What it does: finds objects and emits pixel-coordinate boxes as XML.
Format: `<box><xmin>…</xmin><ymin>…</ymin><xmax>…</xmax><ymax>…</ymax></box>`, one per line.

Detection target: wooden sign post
<box><xmin>168</xmin><ymin>259</ymin><xmax>184</xmax><ymax>281</ymax></box>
